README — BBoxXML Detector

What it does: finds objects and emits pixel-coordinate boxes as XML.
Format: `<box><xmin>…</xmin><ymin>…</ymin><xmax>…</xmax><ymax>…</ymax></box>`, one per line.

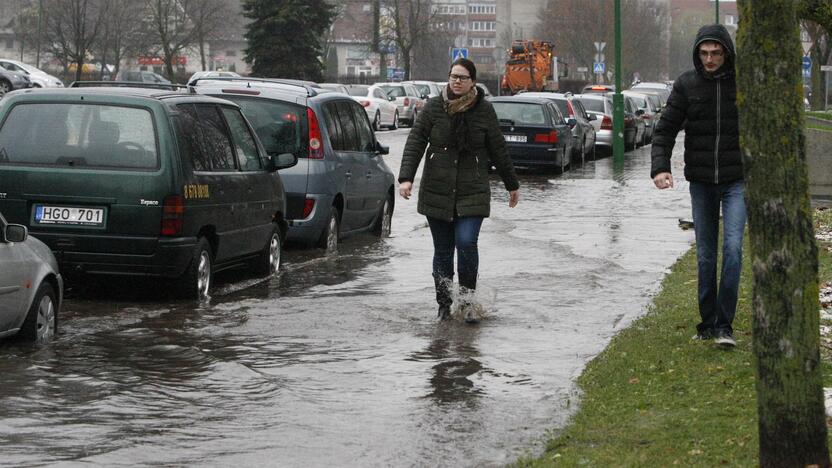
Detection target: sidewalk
<box><xmin>519</xmin><ymin>209</ymin><xmax>832</xmax><ymax>466</ymax></box>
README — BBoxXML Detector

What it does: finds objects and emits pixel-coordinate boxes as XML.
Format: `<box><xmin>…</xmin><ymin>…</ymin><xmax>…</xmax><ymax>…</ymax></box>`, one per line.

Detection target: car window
<box><xmin>373</xmin><ymin>89</ymin><xmax>387</xmax><ymax>99</ymax></box>
<box><xmin>194</xmin><ymin>104</ymin><xmax>236</xmax><ymax>171</ymax></box>
<box><xmin>322</xmin><ymin>102</ymin><xmax>344</xmax><ymax>151</ymax></box>
<box><xmin>579</xmin><ymin>98</ymin><xmax>605</xmax><ymax>114</ymax></box>
<box><xmin>349</xmin><ymin>101</ymin><xmax>374</xmax><ymax>152</ymax></box>
<box><xmin>220</xmin><ymin>107</ymin><xmax>261</xmax><ymax>171</ymax></box>
<box><xmin>572</xmin><ymin>100</ymin><xmax>590</xmax><ymax>120</ymax></box>
<box><xmin>380</xmin><ymin>86</ymin><xmax>405</xmax><ymax>98</ymax></box>
<box><xmin>348</xmin><ymin>86</ymin><xmax>369</xmax><ymax>97</ymax></box>
<box><xmin>492</xmin><ymin>102</ymin><xmax>547</xmax><ymax>126</ymax></box>
<box><xmin>0</xmin><ymin>103</ymin><xmax>159</xmax><ymax>170</ymax></box>
<box><xmin>335</xmin><ymin>101</ymin><xmax>359</xmax><ymax>151</ymax></box>
<box><xmin>547</xmin><ymin>103</ymin><xmax>565</xmax><ymax>125</ymax></box>
<box><xmin>219</xmin><ymin>95</ymin><xmax>307</xmax><ymax>159</ymax></box>
<box><xmin>175</xmin><ymin>104</ymin><xmax>212</xmax><ymax>171</ymax></box>
<box><xmin>414</xmin><ymin>84</ymin><xmax>431</xmax><ymax>96</ymax></box>
<box><xmin>552</xmin><ymin>99</ymin><xmax>569</xmax><ymax>118</ymax></box>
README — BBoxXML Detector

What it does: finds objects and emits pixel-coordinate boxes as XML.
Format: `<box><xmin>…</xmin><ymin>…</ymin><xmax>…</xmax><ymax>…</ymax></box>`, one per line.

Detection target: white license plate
<box><xmin>33</xmin><ymin>205</ymin><xmax>106</xmax><ymax>227</ymax></box>
<box><xmin>505</xmin><ymin>134</ymin><xmax>527</xmax><ymax>143</ymax></box>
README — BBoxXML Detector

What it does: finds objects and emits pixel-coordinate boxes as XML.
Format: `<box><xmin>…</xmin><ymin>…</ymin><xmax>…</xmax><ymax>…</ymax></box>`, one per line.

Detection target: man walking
<box><xmin>651</xmin><ymin>24</ymin><xmax>745</xmax><ymax>347</ymax></box>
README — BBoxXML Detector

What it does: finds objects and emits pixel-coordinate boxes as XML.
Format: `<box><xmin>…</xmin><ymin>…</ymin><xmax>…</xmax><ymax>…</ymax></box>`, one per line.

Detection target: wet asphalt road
<box><xmin>0</xmin><ymin>129</ymin><xmax>694</xmax><ymax>467</ymax></box>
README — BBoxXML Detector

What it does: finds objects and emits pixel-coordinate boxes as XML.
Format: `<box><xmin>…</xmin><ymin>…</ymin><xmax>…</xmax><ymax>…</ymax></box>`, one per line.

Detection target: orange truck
<box><xmin>500</xmin><ymin>40</ymin><xmax>558</xmax><ymax>95</ymax></box>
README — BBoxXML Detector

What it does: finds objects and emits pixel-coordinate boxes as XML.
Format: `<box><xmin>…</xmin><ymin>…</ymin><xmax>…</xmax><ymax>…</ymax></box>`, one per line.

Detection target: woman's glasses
<box><xmin>449</xmin><ymin>74</ymin><xmax>471</xmax><ymax>82</ymax></box>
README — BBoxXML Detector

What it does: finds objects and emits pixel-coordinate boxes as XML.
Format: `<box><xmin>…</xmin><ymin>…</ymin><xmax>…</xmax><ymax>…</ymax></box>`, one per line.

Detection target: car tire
<box><xmin>253</xmin><ymin>226</ymin><xmax>282</xmax><ymax>278</ymax></box>
<box><xmin>182</xmin><ymin>238</ymin><xmax>212</xmax><ymax>300</ymax></box>
<box><xmin>373</xmin><ymin>112</ymin><xmax>381</xmax><ymax>131</ymax></box>
<box><xmin>318</xmin><ymin>207</ymin><xmax>340</xmax><ymax>254</ymax></box>
<box><xmin>371</xmin><ymin>194</ymin><xmax>394</xmax><ymax>237</ymax></box>
<box><xmin>18</xmin><ymin>282</ymin><xmax>57</xmax><ymax>343</ymax></box>
<box><xmin>0</xmin><ymin>80</ymin><xmax>10</xmax><ymax>97</ymax></box>
<box><xmin>411</xmin><ymin>109</ymin><xmax>418</xmax><ymax>126</ymax></box>
<box><xmin>391</xmin><ymin>111</ymin><xmax>399</xmax><ymax>130</ymax></box>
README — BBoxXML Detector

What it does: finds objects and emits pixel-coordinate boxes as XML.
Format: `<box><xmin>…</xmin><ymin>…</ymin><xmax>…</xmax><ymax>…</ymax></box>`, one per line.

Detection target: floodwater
<box><xmin>0</xmin><ymin>130</ymin><xmax>694</xmax><ymax>466</ymax></box>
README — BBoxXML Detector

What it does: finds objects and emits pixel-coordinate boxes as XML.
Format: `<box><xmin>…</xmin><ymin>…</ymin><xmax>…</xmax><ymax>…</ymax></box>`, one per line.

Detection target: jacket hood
<box><xmin>693</xmin><ymin>24</ymin><xmax>735</xmax><ymax>77</ymax></box>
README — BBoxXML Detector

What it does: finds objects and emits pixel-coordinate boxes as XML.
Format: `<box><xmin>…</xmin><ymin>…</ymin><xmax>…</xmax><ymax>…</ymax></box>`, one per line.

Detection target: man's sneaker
<box><xmin>692</xmin><ymin>330</ymin><xmax>714</xmax><ymax>341</ymax></box>
<box><xmin>714</xmin><ymin>330</ymin><xmax>737</xmax><ymax>347</ymax></box>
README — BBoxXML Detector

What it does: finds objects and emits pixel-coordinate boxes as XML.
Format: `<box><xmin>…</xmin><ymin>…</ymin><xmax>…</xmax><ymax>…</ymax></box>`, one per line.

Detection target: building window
<box><xmin>470</xmin><ymin>21</ymin><xmax>495</xmax><ymax>31</ymax></box>
<box><xmin>4</xmin><ymin>38</ymin><xmax>13</xmax><ymax>50</ymax></box>
<box><xmin>363</xmin><ymin>3</ymin><xmax>371</xmax><ymax>12</ymax></box>
<box><xmin>469</xmin><ymin>4</ymin><xmax>496</xmax><ymax>14</ymax></box>
<box><xmin>725</xmin><ymin>14</ymin><xmax>735</xmax><ymax>26</ymax></box>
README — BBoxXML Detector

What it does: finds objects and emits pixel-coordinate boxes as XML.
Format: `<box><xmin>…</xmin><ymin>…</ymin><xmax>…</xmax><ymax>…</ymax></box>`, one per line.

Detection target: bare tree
<box><xmin>188</xmin><ymin>0</ymin><xmax>232</xmax><ymax>71</ymax></box>
<box><xmin>43</xmin><ymin>0</ymin><xmax>105</xmax><ymax>82</ymax></box>
<box><xmin>385</xmin><ymin>0</ymin><xmax>437</xmax><ymax>80</ymax></box>
<box><xmin>93</xmin><ymin>0</ymin><xmax>150</xmax><ymax>79</ymax></box>
<box><xmin>145</xmin><ymin>0</ymin><xmax>199</xmax><ymax>80</ymax></box>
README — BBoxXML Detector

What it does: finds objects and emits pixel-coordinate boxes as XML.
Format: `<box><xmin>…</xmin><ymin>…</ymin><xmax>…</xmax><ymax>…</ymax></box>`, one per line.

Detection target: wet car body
<box><xmin>0</xmin><ymin>212</ymin><xmax>62</xmax><ymax>342</ymax></box>
<box><xmin>575</xmin><ymin>93</ymin><xmax>637</xmax><ymax>153</ymax></box>
<box><xmin>519</xmin><ymin>92</ymin><xmax>597</xmax><ymax>161</ymax></box>
<box><xmin>191</xmin><ymin>77</ymin><xmax>396</xmax><ymax>252</ymax></box>
<box><xmin>490</xmin><ymin>95</ymin><xmax>573</xmax><ymax>172</ymax></box>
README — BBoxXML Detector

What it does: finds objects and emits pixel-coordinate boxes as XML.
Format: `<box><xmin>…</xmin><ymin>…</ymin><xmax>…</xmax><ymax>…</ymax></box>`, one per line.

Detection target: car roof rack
<box><xmin>188</xmin><ymin>76</ymin><xmax>319</xmax><ymax>97</ymax></box>
<box><xmin>69</xmin><ymin>81</ymin><xmax>187</xmax><ymax>91</ymax></box>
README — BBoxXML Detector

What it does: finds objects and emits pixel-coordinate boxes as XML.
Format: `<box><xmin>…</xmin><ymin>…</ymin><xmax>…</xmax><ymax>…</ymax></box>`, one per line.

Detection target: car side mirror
<box><xmin>4</xmin><ymin>224</ymin><xmax>27</xmax><ymax>243</ymax></box>
<box><xmin>567</xmin><ymin>117</ymin><xmax>577</xmax><ymax>128</ymax></box>
<box><xmin>375</xmin><ymin>141</ymin><xmax>389</xmax><ymax>155</ymax></box>
<box><xmin>270</xmin><ymin>152</ymin><xmax>298</xmax><ymax>171</ymax></box>
<box><xmin>636</xmin><ymin>109</ymin><xmax>645</xmax><ymax>116</ymax></box>
<box><xmin>587</xmin><ymin>113</ymin><xmax>597</xmax><ymax>121</ymax></box>
<box><xmin>388</xmin><ymin>96</ymin><xmax>396</xmax><ymax>101</ymax></box>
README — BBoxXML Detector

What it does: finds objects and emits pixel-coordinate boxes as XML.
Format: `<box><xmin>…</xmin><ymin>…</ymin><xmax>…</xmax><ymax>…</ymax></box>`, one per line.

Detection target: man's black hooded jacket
<box><xmin>650</xmin><ymin>24</ymin><xmax>742</xmax><ymax>184</ymax></box>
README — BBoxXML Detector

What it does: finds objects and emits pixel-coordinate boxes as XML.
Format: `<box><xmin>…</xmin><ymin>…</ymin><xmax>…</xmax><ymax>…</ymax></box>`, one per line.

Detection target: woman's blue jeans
<box><xmin>689</xmin><ymin>180</ymin><xmax>747</xmax><ymax>335</ymax></box>
<box><xmin>427</xmin><ymin>216</ymin><xmax>484</xmax><ymax>306</ymax></box>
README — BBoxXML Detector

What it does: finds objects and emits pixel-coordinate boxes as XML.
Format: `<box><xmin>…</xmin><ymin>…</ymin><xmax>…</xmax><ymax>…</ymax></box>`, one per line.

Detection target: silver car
<box><xmin>376</xmin><ymin>82</ymin><xmax>421</xmax><ymax>126</ymax></box>
<box><xmin>0</xmin><ymin>212</ymin><xmax>62</xmax><ymax>343</ymax></box>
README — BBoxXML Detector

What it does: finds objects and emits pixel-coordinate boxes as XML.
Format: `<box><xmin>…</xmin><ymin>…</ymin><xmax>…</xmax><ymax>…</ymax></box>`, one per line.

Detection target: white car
<box><xmin>346</xmin><ymin>84</ymin><xmax>399</xmax><ymax>131</ymax></box>
<box><xmin>0</xmin><ymin>212</ymin><xmax>62</xmax><ymax>343</ymax></box>
<box><xmin>187</xmin><ymin>70</ymin><xmax>241</xmax><ymax>85</ymax></box>
<box><xmin>375</xmin><ymin>82</ymin><xmax>423</xmax><ymax>126</ymax></box>
<box><xmin>403</xmin><ymin>80</ymin><xmax>441</xmax><ymax>99</ymax></box>
<box><xmin>0</xmin><ymin>59</ymin><xmax>63</xmax><ymax>88</ymax></box>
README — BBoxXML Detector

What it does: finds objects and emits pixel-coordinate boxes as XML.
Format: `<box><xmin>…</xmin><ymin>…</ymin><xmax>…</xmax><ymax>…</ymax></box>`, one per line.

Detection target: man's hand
<box><xmin>653</xmin><ymin>172</ymin><xmax>674</xmax><ymax>190</ymax></box>
<box><xmin>509</xmin><ymin>190</ymin><xmax>520</xmax><ymax>207</ymax></box>
<box><xmin>399</xmin><ymin>181</ymin><xmax>413</xmax><ymax>199</ymax></box>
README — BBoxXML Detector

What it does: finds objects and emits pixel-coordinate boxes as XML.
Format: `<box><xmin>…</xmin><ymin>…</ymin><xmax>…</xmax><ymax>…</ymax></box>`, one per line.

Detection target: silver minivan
<box><xmin>192</xmin><ymin>78</ymin><xmax>396</xmax><ymax>252</ymax></box>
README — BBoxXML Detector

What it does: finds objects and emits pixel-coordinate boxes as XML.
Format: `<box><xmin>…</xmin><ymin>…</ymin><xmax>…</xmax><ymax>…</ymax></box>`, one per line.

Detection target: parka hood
<box><xmin>692</xmin><ymin>24</ymin><xmax>735</xmax><ymax>77</ymax></box>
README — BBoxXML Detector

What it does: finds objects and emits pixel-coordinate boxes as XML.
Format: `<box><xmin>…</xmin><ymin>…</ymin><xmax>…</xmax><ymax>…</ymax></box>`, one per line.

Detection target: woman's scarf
<box><xmin>442</xmin><ymin>85</ymin><xmax>479</xmax><ymax>154</ymax></box>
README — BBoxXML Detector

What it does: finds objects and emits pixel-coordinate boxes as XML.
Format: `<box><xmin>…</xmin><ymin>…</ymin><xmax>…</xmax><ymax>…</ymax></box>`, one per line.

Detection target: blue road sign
<box><xmin>593</xmin><ymin>62</ymin><xmax>606</xmax><ymax>74</ymax></box>
<box><xmin>451</xmin><ymin>47</ymin><xmax>469</xmax><ymax>61</ymax></box>
<box><xmin>803</xmin><ymin>55</ymin><xmax>812</xmax><ymax>70</ymax></box>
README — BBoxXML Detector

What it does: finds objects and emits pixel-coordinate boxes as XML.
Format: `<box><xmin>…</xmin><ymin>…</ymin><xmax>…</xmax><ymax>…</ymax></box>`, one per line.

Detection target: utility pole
<box><xmin>612</xmin><ymin>0</ymin><xmax>624</xmax><ymax>164</ymax></box>
<box><xmin>374</xmin><ymin>0</ymin><xmax>387</xmax><ymax>82</ymax></box>
<box><xmin>715</xmin><ymin>0</ymin><xmax>720</xmax><ymax>24</ymax></box>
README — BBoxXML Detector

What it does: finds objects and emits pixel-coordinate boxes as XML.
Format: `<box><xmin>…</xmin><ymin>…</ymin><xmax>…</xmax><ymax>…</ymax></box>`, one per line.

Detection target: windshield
<box><xmin>219</xmin><ymin>95</ymin><xmax>307</xmax><ymax>158</ymax></box>
<box><xmin>380</xmin><ymin>86</ymin><xmax>405</xmax><ymax>98</ymax></box>
<box><xmin>578</xmin><ymin>98</ymin><xmax>607</xmax><ymax>114</ymax></box>
<box><xmin>492</xmin><ymin>102</ymin><xmax>547</xmax><ymax>125</ymax></box>
<box><xmin>0</xmin><ymin>103</ymin><xmax>158</xmax><ymax>169</ymax></box>
<box><xmin>347</xmin><ymin>86</ymin><xmax>369</xmax><ymax>97</ymax></box>
<box><xmin>414</xmin><ymin>84</ymin><xmax>431</xmax><ymax>96</ymax></box>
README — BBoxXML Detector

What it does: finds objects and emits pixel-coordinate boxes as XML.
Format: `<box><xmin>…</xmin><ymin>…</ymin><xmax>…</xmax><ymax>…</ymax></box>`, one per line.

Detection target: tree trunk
<box><xmin>199</xmin><ymin>39</ymin><xmax>206</xmax><ymax>71</ymax></box>
<box><xmin>736</xmin><ymin>1</ymin><xmax>831</xmax><ymax>466</ymax></box>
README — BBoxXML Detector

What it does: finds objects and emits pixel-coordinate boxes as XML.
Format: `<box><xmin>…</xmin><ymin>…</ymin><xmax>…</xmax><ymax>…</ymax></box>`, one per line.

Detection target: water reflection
<box><xmin>411</xmin><ymin>325</ymin><xmax>485</xmax><ymax>405</ymax></box>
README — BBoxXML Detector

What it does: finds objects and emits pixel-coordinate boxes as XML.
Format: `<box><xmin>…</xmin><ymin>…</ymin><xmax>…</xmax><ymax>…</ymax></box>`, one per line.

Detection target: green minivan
<box><xmin>0</xmin><ymin>86</ymin><xmax>297</xmax><ymax>299</ymax></box>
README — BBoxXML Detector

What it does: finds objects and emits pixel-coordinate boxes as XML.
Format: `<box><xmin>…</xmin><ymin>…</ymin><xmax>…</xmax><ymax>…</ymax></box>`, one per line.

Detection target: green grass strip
<box><xmin>807</xmin><ymin>111</ymin><xmax>832</xmax><ymax>121</ymax></box>
<box><xmin>518</xmin><ymin>209</ymin><xmax>832</xmax><ymax>467</ymax></box>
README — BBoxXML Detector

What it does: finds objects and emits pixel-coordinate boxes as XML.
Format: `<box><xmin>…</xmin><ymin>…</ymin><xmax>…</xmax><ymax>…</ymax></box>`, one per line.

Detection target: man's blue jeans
<box><xmin>427</xmin><ymin>216</ymin><xmax>484</xmax><ymax>306</ymax></box>
<box><xmin>689</xmin><ymin>180</ymin><xmax>747</xmax><ymax>335</ymax></box>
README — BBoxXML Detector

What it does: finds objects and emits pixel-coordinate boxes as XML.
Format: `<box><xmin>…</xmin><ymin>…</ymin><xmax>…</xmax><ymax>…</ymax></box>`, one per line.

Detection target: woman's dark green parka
<box><xmin>398</xmin><ymin>90</ymin><xmax>519</xmax><ymax>221</ymax></box>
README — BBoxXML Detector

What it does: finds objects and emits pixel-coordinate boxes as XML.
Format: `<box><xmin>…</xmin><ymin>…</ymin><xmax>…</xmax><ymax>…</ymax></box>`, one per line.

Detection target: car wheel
<box><xmin>391</xmin><ymin>111</ymin><xmax>399</xmax><ymax>130</ymax></box>
<box><xmin>411</xmin><ymin>109</ymin><xmax>418</xmax><ymax>126</ymax></box>
<box><xmin>373</xmin><ymin>112</ymin><xmax>381</xmax><ymax>131</ymax></box>
<box><xmin>182</xmin><ymin>238</ymin><xmax>212</xmax><ymax>300</ymax></box>
<box><xmin>19</xmin><ymin>282</ymin><xmax>57</xmax><ymax>343</ymax></box>
<box><xmin>590</xmin><ymin>141</ymin><xmax>597</xmax><ymax>160</ymax></box>
<box><xmin>0</xmin><ymin>80</ymin><xmax>10</xmax><ymax>97</ymax></box>
<box><xmin>254</xmin><ymin>226</ymin><xmax>282</xmax><ymax>278</ymax></box>
<box><xmin>371</xmin><ymin>194</ymin><xmax>394</xmax><ymax>237</ymax></box>
<box><xmin>318</xmin><ymin>207</ymin><xmax>340</xmax><ymax>254</ymax></box>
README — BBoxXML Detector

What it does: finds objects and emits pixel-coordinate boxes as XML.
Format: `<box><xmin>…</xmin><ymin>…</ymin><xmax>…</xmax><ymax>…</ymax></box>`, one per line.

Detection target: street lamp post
<box><xmin>612</xmin><ymin>0</ymin><xmax>624</xmax><ymax>164</ymax></box>
<box><xmin>715</xmin><ymin>0</ymin><xmax>720</xmax><ymax>24</ymax></box>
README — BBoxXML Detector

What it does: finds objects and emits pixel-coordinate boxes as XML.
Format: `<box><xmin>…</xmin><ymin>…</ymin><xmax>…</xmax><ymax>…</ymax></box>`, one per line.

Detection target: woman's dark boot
<box><xmin>459</xmin><ymin>286</ymin><xmax>479</xmax><ymax>324</ymax></box>
<box><xmin>434</xmin><ymin>275</ymin><xmax>453</xmax><ymax>320</ymax></box>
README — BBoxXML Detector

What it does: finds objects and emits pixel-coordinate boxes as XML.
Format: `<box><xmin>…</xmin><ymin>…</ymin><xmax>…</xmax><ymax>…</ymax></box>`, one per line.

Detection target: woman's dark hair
<box><xmin>449</xmin><ymin>58</ymin><xmax>476</xmax><ymax>81</ymax></box>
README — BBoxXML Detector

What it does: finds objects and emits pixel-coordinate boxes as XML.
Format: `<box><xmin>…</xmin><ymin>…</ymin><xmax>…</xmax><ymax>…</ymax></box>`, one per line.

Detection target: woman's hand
<box><xmin>509</xmin><ymin>190</ymin><xmax>519</xmax><ymax>207</ymax></box>
<box><xmin>399</xmin><ymin>181</ymin><xmax>413</xmax><ymax>200</ymax></box>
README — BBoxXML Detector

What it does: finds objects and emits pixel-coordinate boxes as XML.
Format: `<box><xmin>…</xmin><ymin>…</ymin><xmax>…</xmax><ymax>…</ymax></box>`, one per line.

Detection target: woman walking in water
<box><xmin>398</xmin><ymin>58</ymin><xmax>520</xmax><ymax>323</ymax></box>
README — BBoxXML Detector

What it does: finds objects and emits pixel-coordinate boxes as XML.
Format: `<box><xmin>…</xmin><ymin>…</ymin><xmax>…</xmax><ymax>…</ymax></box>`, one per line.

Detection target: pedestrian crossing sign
<box><xmin>593</xmin><ymin>62</ymin><xmax>606</xmax><ymax>74</ymax></box>
<box><xmin>451</xmin><ymin>47</ymin><xmax>469</xmax><ymax>61</ymax></box>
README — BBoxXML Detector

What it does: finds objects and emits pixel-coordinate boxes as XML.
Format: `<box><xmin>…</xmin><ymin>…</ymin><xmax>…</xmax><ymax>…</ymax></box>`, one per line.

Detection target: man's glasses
<box><xmin>449</xmin><ymin>74</ymin><xmax>471</xmax><ymax>82</ymax></box>
<box><xmin>699</xmin><ymin>50</ymin><xmax>724</xmax><ymax>58</ymax></box>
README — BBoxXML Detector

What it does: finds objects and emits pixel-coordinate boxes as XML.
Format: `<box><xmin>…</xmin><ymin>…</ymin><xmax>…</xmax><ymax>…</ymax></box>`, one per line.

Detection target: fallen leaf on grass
<box><xmin>629</xmin><ymin>378</ymin><xmax>639</xmax><ymax>384</ymax></box>
<box><xmin>688</xmin><ymin>449</ymin><xmax>703</xmax><ymax>455</ymax></box>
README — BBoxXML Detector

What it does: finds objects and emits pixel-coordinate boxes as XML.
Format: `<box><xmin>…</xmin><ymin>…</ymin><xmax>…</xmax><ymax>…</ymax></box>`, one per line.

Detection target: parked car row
<box><xmin>0</xmin><ymin>77</ymin><xmax>397</xmax><ymax>334</ymax></box>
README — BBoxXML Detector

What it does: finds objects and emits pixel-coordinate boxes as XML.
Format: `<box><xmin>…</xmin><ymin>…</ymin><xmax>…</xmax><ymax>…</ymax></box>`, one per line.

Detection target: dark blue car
<box><xmin>490</xmin><ymin>96</ymin><xmax>574</xmax><ymax>173</ymax></box>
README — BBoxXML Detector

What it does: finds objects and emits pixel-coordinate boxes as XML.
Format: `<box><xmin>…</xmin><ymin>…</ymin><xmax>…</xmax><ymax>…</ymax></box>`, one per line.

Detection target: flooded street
<box><xmin>0</xmin><ymin>130</ymin><xmax>694</xmax><ymax>467</ymax></box>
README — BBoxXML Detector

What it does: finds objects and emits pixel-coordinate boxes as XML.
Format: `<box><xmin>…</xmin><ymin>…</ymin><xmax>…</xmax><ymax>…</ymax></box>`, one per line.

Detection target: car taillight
<box><xmin>307</xmin><ymin>108</ymin><xmax>324</xmax><ymax>159</ymax></box>
<box><xmin>360</xmin><ymin>100</ymin><xmax>371</xmax><ymax>107</ymax></box>
<box><xmin>403</xmin><ymin>97</ymin><xmax>410</xmax><ymax>107</ymax></box>
<box><xmin>161</xmin><ymin>195</ymin><xmax>184</xmax><ymax>236</ymax></box>
<box><xmin>601</xmin><ymin>115</ymin><xmax>613</xmax><ymax>130</ymax></box>
<box><xmin>567</xmin><ymin>101</ymin><xmax>575</xmax><ymax>118</ymax></box>
<box><xmin>534</xmin><ymin>130</ymin><xmax>558</xmax><ymax>143</ymax></box>
<box><xmin>303</xmin><ymin>198</ymin><xmax>315</xmax><ymax>218</ymax></box>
